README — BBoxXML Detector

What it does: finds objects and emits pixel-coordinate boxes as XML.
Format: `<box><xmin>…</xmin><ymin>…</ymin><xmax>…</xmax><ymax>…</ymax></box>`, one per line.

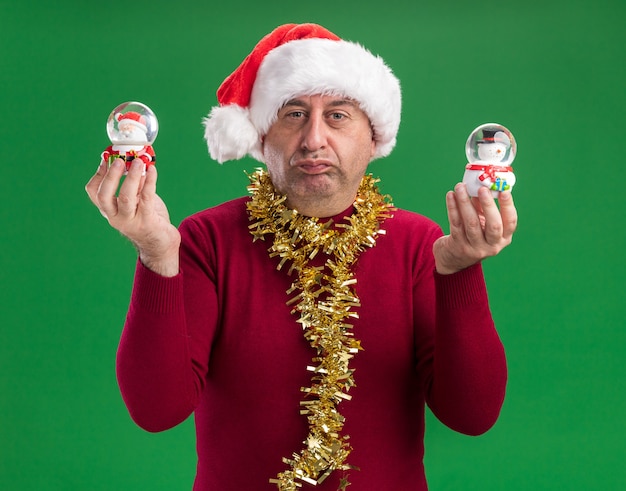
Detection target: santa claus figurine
<box><xmin>462</xmin><ymin>123</ymin><xmax>517</xmax><ymax>198</ymax></box>
<box><xmin>101</xmin><ymin>101</ymin><xmax>158</xmax><ymax>172</ymax></box>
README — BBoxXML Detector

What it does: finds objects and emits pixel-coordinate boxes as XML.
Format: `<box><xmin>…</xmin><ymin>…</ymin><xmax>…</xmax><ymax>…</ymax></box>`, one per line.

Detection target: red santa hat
<box><xmin>116</xmin><ymin>111</ymin><xmax>148</xmax><ymax>134</ymax></box>
<box><xmin>203</xmin><ymin>23</ymin><xmax>402</xmax><ymax>163</ymax></box>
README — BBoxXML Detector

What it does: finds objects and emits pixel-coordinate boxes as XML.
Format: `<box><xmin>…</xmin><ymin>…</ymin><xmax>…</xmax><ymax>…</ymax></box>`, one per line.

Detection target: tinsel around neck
<box><xmin>246</xmin><ymin>169</ymin><xmax>394</xmax><ymax>267</ymax></box>
<box><xmin>246</xmin><ymin>168</ymin><xmax>395</xmax><ymax>490</ymax></box>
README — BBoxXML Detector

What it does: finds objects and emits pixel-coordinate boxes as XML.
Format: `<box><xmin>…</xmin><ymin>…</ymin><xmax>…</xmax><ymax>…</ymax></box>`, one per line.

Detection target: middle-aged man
<box><xmin>86</xmin><ymin>22</ymin><xmax>517</xmax><ymax>491</ymax></box>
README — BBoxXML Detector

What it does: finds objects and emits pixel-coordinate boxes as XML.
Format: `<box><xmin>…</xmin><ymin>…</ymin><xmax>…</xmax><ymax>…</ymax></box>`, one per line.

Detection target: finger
<box><xmin>470</xmin><ymin>196</ymin><xmax>487</xmax><ymax>229</ymax></box>
<box><xmin>85</xmin><ymin>160</ymin><xmax>108</xmax><ymax>206</ymax></box>
<box><xmin>498</xmin><ymin>190</ymin><xmax>518</xmax><ymax>240</ymax></box>
<box><xmin>116</xmin><ymin>159</ymin><xmax>146</xmax><ymax>219</ymax></box>
<box><xmin>134</xmin><ymin>165</ymin><xmax>158</xmax><ymax>220</ymax></box>
<box><xmin>141</xmin><ymin>165</ymin><xmax>158</xmax><ymax>201</ymax></box>
<box><xmin>445</xmin><ymin>189</ymin><xmax>465</xmax><ymax>239</ymax></box>
<box><xmin>96</xmin><ymin>158</ymin><xmax>126</xmax><ymax>218</ymax></box>
<box><xmin>476</xmin><ymin>186</ymin><xmax>504</xmax><ymax>245</ymax></box>
<box><xmin>453</xmin><ymin>183</ymin><xmax>484</xmax><ymax>244</ymax></box>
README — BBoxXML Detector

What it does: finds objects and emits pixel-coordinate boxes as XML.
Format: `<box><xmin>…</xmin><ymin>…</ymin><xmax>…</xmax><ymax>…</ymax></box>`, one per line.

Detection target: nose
<box><xmin>300</xmin><ymin>112</ymin><xmax>327</xmax><ymax>152</ymax></box>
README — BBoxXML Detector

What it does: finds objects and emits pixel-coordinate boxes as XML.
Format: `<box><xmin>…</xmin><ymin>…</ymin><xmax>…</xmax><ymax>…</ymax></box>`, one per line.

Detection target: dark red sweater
<box><xmin>117</xmin><ymin>197</ymin><xmax>507</xmax><ymax>490</ymax></box>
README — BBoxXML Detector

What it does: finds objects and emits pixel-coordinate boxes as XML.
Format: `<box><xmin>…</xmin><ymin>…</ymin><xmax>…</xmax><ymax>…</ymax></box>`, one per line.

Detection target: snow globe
<box><xmin>462</xmin><ymin>123</ymin><xmax>516</xmax><ymax>197</ymax></box>
<box><xmin>101</xmin><ymin>101</ymin><xmax>158</xmax><ymax>172</ymax></box>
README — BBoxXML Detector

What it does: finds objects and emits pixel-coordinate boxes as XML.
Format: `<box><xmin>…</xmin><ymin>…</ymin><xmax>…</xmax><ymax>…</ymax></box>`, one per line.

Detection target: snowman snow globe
<box><xmin>462</xmin><ymin>123</ymin><xmax>516</xmax><ymax>198</ymax></box>
<box><xmin>101</xmin><ymin>101</ymin><xmax>158</xmax><ymax>172</ymax></box>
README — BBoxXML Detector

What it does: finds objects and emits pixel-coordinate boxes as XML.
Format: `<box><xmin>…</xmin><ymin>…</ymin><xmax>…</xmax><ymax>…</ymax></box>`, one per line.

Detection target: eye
<box><xmin>330</xmin><ymin>112</ymin><xmax>346</xmax><ymax>120</ymax></box>
<box><xmin>287</xmin><ymin>110</ymin><xmax>305</xmax><ymax>119</ymax></box>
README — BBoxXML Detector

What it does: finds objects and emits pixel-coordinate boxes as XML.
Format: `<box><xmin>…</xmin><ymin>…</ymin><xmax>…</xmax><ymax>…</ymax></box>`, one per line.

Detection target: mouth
<box><xmin>295</xmin><ymin>159</ymin><xmax>332</xmax><ymax>175</ymax></box>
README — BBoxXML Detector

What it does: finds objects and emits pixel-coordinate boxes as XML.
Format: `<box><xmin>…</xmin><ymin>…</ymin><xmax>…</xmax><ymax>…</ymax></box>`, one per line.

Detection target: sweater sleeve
<box><xmin>423</xmin><ymin>263</ymin><xmax>508</xmax><ymax>435</ymax></box>
<box><xmin>116</xmin><ymin>216</ymin><xmax>219</xmax><ymax>432</ymax></box>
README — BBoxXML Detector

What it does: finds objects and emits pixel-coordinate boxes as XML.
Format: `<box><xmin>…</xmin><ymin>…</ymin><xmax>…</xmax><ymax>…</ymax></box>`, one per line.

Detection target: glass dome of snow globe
<box><xmin>465</xmin><ymin>123</ymin><xmax>516</xmax><ymax>166</ymax></box>
<box><xmin>106</xmin><ymin>101</ymin><xmax>158</xmax><ymax>146</ymax></box>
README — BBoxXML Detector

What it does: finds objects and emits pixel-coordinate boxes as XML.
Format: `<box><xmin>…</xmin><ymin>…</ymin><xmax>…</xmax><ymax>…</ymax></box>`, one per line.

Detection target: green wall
<box><xmin>1</xmin><ymin>0</ymin><xmax>624</xmax><ymax>489</ymax></box>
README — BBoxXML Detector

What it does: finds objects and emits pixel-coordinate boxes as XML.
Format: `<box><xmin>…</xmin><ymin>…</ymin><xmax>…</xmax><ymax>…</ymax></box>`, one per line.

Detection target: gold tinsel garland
<box><xmin>246</xmin><ymin>169</ymin><xmax>394</xmax><ymax>490</ymax></box>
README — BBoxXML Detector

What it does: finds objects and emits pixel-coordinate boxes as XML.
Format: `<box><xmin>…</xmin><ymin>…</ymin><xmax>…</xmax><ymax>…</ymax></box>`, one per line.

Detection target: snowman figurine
<box><xmin>101</xmin><ymin>101</ymin><xmax>158</xmax><ymax>173</ymax></box>
<box><xmin>462</xmin><ymin>123</ymin><xmax>516</xmax><ymax>198</ymax></box>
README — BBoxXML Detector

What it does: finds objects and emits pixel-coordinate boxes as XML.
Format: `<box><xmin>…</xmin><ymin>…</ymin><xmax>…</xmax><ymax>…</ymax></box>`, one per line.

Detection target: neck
<box><xmin>285</xmin><ymin>196</ymin><xmax>355</xmax><ymax>218</ymax></box>
<box><xmin>280</xmin><ymin>180</ymin><xmax>363</xmax><ymax>218</ymax></box>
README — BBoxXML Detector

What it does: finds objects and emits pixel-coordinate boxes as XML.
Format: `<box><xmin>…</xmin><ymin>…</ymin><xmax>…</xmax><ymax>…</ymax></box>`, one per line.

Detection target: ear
<box><xmin>369</xmin><ymin>137</ymin><xmax>376</xmax><ymax>160</ymax></box>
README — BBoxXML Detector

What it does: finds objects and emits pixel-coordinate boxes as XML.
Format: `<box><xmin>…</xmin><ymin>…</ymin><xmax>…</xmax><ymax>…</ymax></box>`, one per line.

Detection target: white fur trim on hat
<box><xmin>203</xmin><ymin>105</ymin><xmax>262</xmax><ymax>162</ymax></box>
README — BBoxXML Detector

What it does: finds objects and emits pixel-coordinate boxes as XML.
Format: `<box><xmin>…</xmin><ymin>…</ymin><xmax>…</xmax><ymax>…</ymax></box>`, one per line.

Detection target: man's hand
<box><xmin>433</xmin><ymin>183</ymin><xmax>517</xmax><ymax>275</ymax></box>
<box><xmin>85</xmin><ymin>158</ymin><xmax>181</xmax><ymax>277</ymax></box>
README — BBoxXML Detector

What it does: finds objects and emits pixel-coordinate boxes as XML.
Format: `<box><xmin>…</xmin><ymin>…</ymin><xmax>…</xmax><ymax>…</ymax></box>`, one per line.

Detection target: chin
<box><xmin>297</xmin><ymin>174</ymin><xmax>337</xmax><ymax>193</ymax></box>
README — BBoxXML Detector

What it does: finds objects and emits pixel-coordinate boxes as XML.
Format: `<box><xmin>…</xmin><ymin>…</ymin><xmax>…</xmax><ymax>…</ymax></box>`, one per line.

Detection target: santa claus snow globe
<box><xmin>462</xmin><ymin>123</ymin><xmax>516</xmax><ymax>198</ymax></box>
<box><xmin>101</xmin><ymin>101</ymin><xmax>158</xmax><ymax>172</ymax></box>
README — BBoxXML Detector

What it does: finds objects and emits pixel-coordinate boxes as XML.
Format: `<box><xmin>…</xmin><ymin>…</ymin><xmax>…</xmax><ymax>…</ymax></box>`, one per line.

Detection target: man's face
<box><xmin>262</xmin><ymin>94</ymin><xmax>376</xmax><ymax>217</ymax></box>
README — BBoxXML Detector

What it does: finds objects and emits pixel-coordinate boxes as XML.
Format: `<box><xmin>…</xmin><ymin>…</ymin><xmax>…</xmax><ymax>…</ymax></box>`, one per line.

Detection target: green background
<box><xmin>1</xmin><ymin>0</ymin><xmax>624</xmax><ymax>489</ymax></box>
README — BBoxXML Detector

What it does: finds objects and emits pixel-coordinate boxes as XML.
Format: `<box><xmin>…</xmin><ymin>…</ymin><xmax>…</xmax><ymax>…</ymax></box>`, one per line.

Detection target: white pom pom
<box><xmin>203</xmin><ymin>105</ymin><xmax>261</xmax><ymax>164</ymax></box>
